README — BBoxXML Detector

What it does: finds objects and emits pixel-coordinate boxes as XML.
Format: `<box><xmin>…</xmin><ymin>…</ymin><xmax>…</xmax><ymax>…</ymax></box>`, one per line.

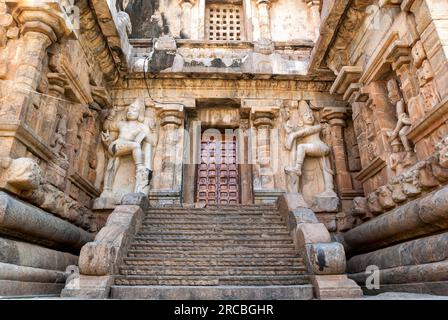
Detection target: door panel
<box><xmin>196</xmin><ymin>132</ymin><xmax>239</xmax><ymax>205</ymax></box>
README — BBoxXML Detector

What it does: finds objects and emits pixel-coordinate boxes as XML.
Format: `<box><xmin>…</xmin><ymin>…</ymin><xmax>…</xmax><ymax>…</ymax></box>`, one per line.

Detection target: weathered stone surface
<box><xmin>295</xmin><ymin>223</ymin><xmax>331</xmax><ymax>248</ymax></box>
<box><xmin>347</xmin><ymin>231</ymin><xmax>448</xmax><ymax>273</ymax></box>
<box><xmin>305</xmin><ymin>243</ymin><xmax>346</xmax><ymax>275</ymax></box>
<box><xmin>0</xmin><ymin>280</ymin><xmax>64</xmax><ymax>297</ymax></box>
<box><xmin>78</xmin><ymin>205</ymin><xmax>143</xmax><ymax>276</ymax></box>
<box><xmin>311</xmin><ymin>275</ymin><xmax>363</xmax><ymax>299</ymax></box>
<box><xmin>0</xmin><ymin>237</ymin><xmax>77</xmax><ymax>271</ymax></box>
<box><xmin>349</xmin><ymin>260</ymin><xmax>448</xmax><ymax>286</ymax></box>
<box><xmin>0</xmin><ymin>262</ymin><xmax>66</xmax><ymax>283</ymax></box>
<box><xmin>121</xmin><ymin>193</ymin><xmax>150</xmax><ymax>211</ymax></box>
<box><xmin>111</xmin><ymin>285</ymin><xmax>314</xmax><ymax>300</ymax></box>
<box><xmin>0</xmin><ymin>192</ymin><xmax>94</xmax><ymax>253</ymax></box>
<box><xmin>61</xmin><ymin>275</ymin><xmax>114</xmax><ymax>299</ymax></box>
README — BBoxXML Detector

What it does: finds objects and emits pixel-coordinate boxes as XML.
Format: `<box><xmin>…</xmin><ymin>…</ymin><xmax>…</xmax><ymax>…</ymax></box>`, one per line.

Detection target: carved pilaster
<box><xmin>322</xmin><ymin>107</ymin><xmax>354</xmax><ymax>194</ymax></box>
<box><xmin>256</xmin><ymin>0</ymin><xmax>275</xmax><ymax>40</ymax></box>
<box><xmin>158</xmin><ymin>106</ymin><xmax>185</xmax><ymax>190</ymax></box>
<box><xmin>178</xmin><ymin>0</ymin><xmax>196</xmax><ymax>39</ymax></box>
<box><xmin>252</xmin><ymin>110</ymin><xmax>276</xmax><ymax>190</ymax></box>
<box><xmin>306</xmin><ymin>0</ymin><xmax>321</xmax><ymax>41</ymax></box>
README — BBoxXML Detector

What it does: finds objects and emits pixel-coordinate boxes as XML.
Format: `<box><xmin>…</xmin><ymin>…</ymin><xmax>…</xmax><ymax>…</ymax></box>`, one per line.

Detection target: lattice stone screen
<box><xmin>205</xmin><ymin>4</ymin><xmax>244</xmax><ymax>41</ymax></box>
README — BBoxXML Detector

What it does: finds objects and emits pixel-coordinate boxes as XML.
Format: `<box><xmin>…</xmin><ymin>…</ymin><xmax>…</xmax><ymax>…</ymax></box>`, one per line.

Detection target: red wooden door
<box><xmin>196</xmin><ymin>132</ymin><xmax>239</xmax><ymax>205</ymax></box>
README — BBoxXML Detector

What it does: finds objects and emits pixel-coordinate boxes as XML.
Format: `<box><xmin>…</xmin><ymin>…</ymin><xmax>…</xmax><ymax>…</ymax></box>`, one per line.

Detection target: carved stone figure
<box><xmin>388</xmin><ymin>180</ymin><xmax>407</xmax><ymax>203</ymax></box>
<box><xmin>284</xmin><ymin>101</ymin><xmax>338</xmax><ymax>211</ymax></box>
<box><xmin>351</xmin><ymin>197</ymin><xmax>368</xmax><ymax>219</ymax></box>
<box><xmin>389</xmin><ymin>138</ymin><xmax>406</xmax><ymax>175</ymax></box>
<box><xmin>100</xmin><ymin>97</ymin><xmax>156</xmax><ymax>199</ymax></box>
<box><xmin>386</xmin><ymin>78</ymin><xmax>414</xmax><ymax>166</ymax></box>
<box><xmin>418</xmin><ymin>60</ymin><xmax>440</xmax><ymax>112</ymax></box>
<box><xmin>436</xmin><ymin>135</ymin><xmax>448</xmax><ymax>168</ymax></box>
<box><xmin>377</xmin><ymin>186</ymin><xmax>395</xmax><ymax>210</ymax></box>
<box><xmin>50</xmin><ymin>114</ymin><xmax>68</xmax><ymax>159</ymax></box>
<box><xmin>400</xmin><ymin>170</ymin><xmax>422</xmax><ymax>197</ymax></box>
<box><xmin>367</xmin><ymin>192</ymin><xmax>383</xmax><ymax>216</ymax></box>
<box><xmin>412</xmin><ymin>41</ymin><xmax>440</xmax><ymax>112</ymax></box>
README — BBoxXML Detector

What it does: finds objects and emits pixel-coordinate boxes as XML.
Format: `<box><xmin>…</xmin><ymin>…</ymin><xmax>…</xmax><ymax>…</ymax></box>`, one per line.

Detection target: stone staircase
<box><xmin>111</xmin><ymin>204</ymin><xmax>314</xmax><ymax>299</ymax></box>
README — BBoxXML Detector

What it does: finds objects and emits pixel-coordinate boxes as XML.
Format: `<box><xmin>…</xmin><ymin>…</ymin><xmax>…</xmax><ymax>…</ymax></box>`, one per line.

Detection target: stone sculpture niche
<box><xmin>96</xmin><ymin>97</ymin><xmax>158</xmax><ymax>206</ymax></box>
<box><xmin>283</xmin><ymin>101</ymin><xmax>339</xmax><ymax>212</ymax></box>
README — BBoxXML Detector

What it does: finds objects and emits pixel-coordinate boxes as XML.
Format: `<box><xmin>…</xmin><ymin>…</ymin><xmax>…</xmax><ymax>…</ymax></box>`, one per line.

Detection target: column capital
<box><xmin>178</xmin><ymin>0</ymin><xmax>196</xmax><ymax>6</ymax></box>
<box><xmin>322</xmin><ymin>107</ymin><xmax>351</xmax><ymax>126</ymax></box>
<box><xmin>8</xmin><ymin>0</ymin><xmax>75</xmax><ymax>42</ymax></box>
<box><xmin>157</xmin><ymin>103</ymin><xmax>185</xmax><ymax>127</ymax></box>
<box><xmin>251</xmin><ymin>108</ymin><xmax>278</xmax><ymax>127</ymax></box>
<box><xmin>256</xmin><ymin>0</ymin><xmax>276</xmax><ymax>8</ymax></box>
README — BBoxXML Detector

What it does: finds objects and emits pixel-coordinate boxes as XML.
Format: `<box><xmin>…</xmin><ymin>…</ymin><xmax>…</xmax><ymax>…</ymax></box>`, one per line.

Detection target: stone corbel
<box><xmin>386</xmin><ymin>40</ymin><xmax>412</xmax><ymax>72</ymax></box>
<box><xmin>329</xmin><ymin>66</ymin><xmax>363</xmax><ymax>98</ymax></box>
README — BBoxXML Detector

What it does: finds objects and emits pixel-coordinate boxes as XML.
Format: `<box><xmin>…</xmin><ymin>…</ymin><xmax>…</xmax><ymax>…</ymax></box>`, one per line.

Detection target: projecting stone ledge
<box><xmin>0</xmin><ymin>191</ymin><xmax>94</xmax><ymax>254</ymax></box>
<box><xmin>344</xmin><ymin>185</ymin><xmax>448</xmax><ymax>253</ymax></box>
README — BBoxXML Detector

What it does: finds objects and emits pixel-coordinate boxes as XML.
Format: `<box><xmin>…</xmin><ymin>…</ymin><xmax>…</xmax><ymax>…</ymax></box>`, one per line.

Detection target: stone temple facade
<box><xmin>0</xmin><ymin>0</ymin><xmax>448</xmax><ymax>299</ymax></box>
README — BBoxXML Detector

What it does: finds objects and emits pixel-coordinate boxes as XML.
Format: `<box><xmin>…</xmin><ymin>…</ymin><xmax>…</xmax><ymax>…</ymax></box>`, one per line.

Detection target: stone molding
<box><xmin>345</xmin><ymin>185</ymin><xmax>448</xmax><ymax>254</ymax></box>
<box><xmin>0</xmin><ymin>191</ymin><xmax>94</xmax><ymax>253</ymax></box>
<box><xmin>351</xmin><ymin>136</ymin><xmax>448</xmax><ymax>220</ymax></box>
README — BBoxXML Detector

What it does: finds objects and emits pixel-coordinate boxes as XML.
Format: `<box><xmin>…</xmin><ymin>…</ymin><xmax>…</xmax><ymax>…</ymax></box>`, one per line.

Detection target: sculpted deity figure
<box><xmin>386</xmin><ymin>78</ymin><xmax>413</xmax><ymax>165</ymax></box>
<box><xmin>100</xmin><ymin>97</ymin><xmax>156</xmax><ymax>198</ymax></box>
<box><xmin>283</xmin><ymin>101</ymin><xmax>336</xmax><ymax>196</ymax></box>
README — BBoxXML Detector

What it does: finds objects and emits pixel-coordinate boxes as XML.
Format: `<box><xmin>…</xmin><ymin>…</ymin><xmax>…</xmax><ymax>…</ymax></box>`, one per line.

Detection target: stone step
<box><xmin>119</xmin><ymin>266</ymin><xmax>307</xmax><ymax>276</ymax></box>
<box><xmin>147</xmin><ymin>205</ymin><xmax>277</xmax><ymax>211</ymax></box>
<box><xmin>114</xmin><ymin>275</ymin><xmax>310</xmax><ymax>286</ymax></box>
<box><xmin>139</xmin><ymin>225</ymin><xmax>289</xmax><ymax>232</ymax></box>
<box><xmin>123</xmin><ymin>257</ymin><xmax>304</xmax><ymax>267</ymax></box>
<box><xmin>143</xmin><ymin>217</ymin><xmax>284</xmax><ymax>224</ymax></box>
<box><xmin>138</xmin><ymin>229</ymin><xmax>291</xmax><ymax>236</ymax></box>
<box><xmin>130</xmin><ymin>241</ymin><xmax>296</xmax><ymax>249</ymax></box>
<box><xmin>126</xmin><ymin>249</ymin><xmax>299</xmax><ymax>257</ymax></box>
<box><xmin>145</xmin><ymin>208</ymin><xmax>279</xmax><ymax>214</ymax></box>
<box><xmin>111</xmin><ymin>285</ymin><xmax>314</xmax><ymax>300</ymax></box>
<box><xmin>133</xmin><ymin>234</ymin><xmax>293</xmax><ymax>241</ymax></box>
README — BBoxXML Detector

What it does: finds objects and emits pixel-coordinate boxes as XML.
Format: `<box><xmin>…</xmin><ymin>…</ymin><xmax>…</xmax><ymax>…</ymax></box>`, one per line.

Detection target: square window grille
<box><xmin>206</xmin><ymin>4</ymin><xmax>244</xmax><ymax>41</ymax></box>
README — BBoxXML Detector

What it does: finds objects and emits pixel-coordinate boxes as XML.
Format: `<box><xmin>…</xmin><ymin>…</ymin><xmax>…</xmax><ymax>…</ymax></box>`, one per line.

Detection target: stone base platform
<box><xmin>110</xmin><ymin>285</ymin><xmax>314</xmax><ymax>300</ymax></box>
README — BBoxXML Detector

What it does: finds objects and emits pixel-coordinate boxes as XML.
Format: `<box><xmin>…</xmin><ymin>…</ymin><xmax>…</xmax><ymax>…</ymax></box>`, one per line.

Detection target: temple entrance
<box><xmin>196</xmin><ymin>130</ymin><xmax>240</xmax><ymax>205</ymax></box>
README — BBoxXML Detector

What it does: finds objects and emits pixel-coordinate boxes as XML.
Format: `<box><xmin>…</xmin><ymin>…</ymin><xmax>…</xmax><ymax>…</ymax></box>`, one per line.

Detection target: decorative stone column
<box><xmin>178</xmin><ymin>0</ymin><xmax>196</xmax><ymax>39</ymax></box>
<box><xmin>256</xmin><ymin>0</ymin><xmax>274</xmax><ymax>40</ymax></box>
<box><xmin>158</xmin><ymin>105</ymin><xmax>185</xmax><ymax>191</ymax></box>
<box><xmin>322</xmin><ymin>107</ymin><xmax>354</xmax><ymax>195</ymax></box>
<box><xmin>252</xmin><ymin>111</ymin><xmax>276</xmax><ymax>190</ymax></box>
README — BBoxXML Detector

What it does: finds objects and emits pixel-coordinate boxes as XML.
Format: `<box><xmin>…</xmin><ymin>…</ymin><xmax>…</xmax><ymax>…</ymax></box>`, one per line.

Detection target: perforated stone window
<box><xmin>205</xmin><ymin>4</ymin><xmax>244</xmax><ymax>41</ymax></box>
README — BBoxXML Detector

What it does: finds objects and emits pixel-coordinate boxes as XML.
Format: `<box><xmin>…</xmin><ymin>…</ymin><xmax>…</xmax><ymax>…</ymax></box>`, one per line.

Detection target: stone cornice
<box><xmin>77</xmin><ymin>0</ymin><xmax>120</xmax><ymax>84</ymax></box>
<box><xmin>308</xmin><ymin>0</ymin><xmax>376</xmax><ymax>75</ymax></box>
